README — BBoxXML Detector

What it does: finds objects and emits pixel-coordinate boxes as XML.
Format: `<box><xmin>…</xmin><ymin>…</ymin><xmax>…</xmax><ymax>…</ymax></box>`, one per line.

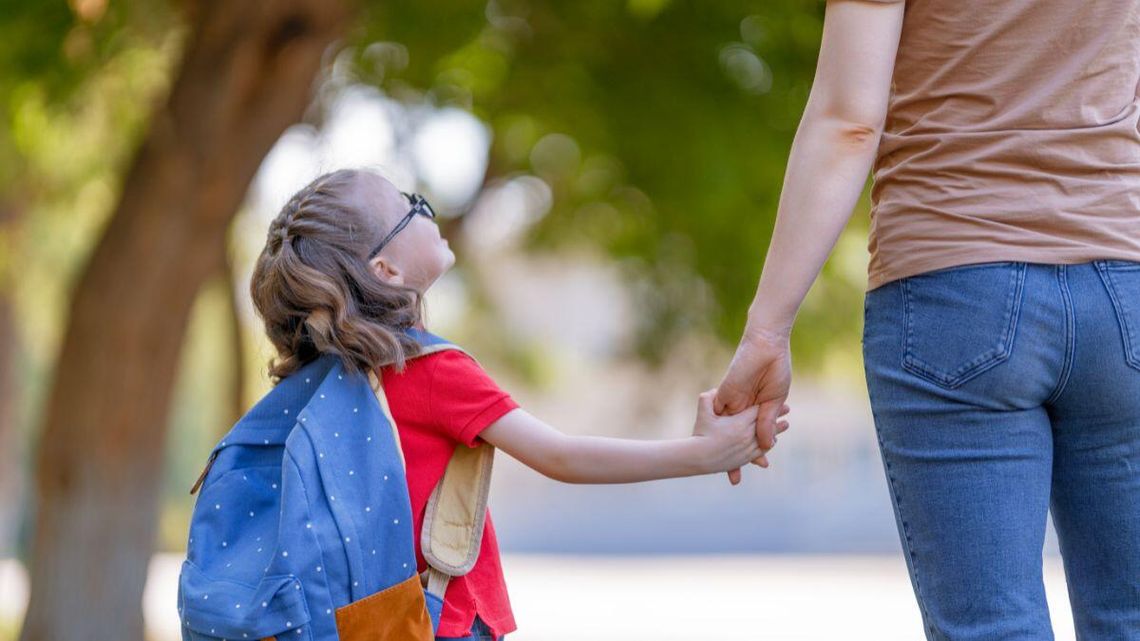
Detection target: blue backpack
<box><xmin>178</xmin><ymin>331</ymin><xmax>494</xmax><ymax>641</ymax></box>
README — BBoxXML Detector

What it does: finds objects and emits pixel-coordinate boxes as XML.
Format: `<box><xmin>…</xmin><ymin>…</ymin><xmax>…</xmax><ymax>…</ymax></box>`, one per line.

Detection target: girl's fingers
<box><xmin>729</xmin><ymin>405</ymin><xmax>760</xmax><ymax>426</ymax></box>
<box><xmin>698</xmin><ymin>389</ymin><xmax>717</xmax><ymax>414</ymax></box>
<box><xmin>778</xmin><ymin>403</ymin><xmax>791</xmax><ymax>417</ymax></box>
<box><xmin>776</xmin><ymin>420</ymin><xmax>790</xmax><ymax>434</ymax></box>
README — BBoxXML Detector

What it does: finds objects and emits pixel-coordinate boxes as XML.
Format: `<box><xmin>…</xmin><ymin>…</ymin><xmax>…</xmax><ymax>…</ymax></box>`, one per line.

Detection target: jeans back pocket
<box><xmin>901</xmin><ymin>262</ymin><xmax>1027</xmax><ymax>389</ymax></box>
<box><xmin>1096</xmin><ymin>260</ymin><xmax>1140</xmax><ymax>372</ymax></box>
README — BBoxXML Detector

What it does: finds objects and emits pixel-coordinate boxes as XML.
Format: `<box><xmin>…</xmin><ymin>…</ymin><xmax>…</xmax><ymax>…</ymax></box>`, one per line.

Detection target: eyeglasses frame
<box><xmin>367</xmin><ymin>192</ymin><xmax>437</xmax><ymax>260</ymax></box>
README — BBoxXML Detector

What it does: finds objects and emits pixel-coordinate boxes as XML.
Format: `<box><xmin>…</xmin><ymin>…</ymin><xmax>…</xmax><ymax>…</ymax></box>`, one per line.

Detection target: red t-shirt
<box><xmin>381</xmin><ymin>349</ymin><xmax>519</xmax><ymax>638</ymax></box>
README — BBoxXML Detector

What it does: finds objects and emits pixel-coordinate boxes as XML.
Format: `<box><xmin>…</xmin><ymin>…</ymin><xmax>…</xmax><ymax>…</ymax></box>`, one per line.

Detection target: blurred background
<box><xmin>0</xmin><ymin>1</ymin><xmax>1073</xmax><ymax>639</ymax></box>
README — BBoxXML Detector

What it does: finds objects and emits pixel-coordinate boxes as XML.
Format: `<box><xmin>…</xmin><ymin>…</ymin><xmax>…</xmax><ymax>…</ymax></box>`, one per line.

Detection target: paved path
<box><xmin>1</xmin><ymin>554</ymin><xmax>1074</xmax><ymax>640</ymax></box>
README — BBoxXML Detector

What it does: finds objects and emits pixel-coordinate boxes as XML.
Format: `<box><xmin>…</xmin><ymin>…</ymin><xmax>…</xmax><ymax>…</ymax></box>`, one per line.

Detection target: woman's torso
<box><xmin>868</xmin><ymin>0</ymin><xmax>1140</xmax><ymax>290</ymax></box>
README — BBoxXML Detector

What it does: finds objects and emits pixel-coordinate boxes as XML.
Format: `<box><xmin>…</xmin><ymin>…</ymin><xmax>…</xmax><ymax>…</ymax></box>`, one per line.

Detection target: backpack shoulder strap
<box><xmin>421</xmin><ymin>440</ymin><xmax>494</xmax><ymax>598</ymax></box>
<box><xmin>368</xmin><ymin>338</ymin><xmax>496</xmax><ymax>601</ymax></box>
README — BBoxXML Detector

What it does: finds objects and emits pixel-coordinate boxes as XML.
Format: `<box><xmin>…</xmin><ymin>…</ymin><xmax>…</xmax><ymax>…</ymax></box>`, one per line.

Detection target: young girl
<box><xmin>249</xmin><ymin>168</ymin><xmax>788</xmax><ymax>641</ymax></box>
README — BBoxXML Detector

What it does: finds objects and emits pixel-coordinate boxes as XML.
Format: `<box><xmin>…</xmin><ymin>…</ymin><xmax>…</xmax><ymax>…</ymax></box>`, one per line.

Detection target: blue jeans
<box><xmin>435</xmin><ymin>616</ymin><xmax>503</xmax><ymax>641</ymax></box>
<box><xmin>863</xmin><ymin>261</ymin><xmax>1140</xmax><ymax>640</ymax></box>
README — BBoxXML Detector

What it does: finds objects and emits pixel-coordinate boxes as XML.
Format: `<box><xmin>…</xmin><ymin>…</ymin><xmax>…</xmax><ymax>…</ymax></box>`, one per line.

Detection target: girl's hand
<box><xmin>691</xmin><ymin>389</ymin><xmax>766</xmax><ymax>474</ymax></box>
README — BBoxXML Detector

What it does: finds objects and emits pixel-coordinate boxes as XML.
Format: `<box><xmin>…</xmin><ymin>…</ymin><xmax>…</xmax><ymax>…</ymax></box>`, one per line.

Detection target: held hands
<box><xmin>714</xmin><ymin>324</ymin><xmax>794</xmax><ymax>485</ymax></box>
<box><xmin>691</xmin><ymin>390</ymin><xmax>786</xmax><ymax>475</ymax></box>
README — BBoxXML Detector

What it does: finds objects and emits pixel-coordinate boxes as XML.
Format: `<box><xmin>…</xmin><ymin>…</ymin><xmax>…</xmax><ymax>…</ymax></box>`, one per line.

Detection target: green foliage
<box><xmin>356</xmin><ymin>0</ymin><xmax>863</xmax><ymax>369</ymax></box>
<box><xmin>0</xmin><ymin>0</ymin><xmax>175</xmax><ymax>191</ymax></box>
<box><xmin>2</xmin><ymin>0</ymin><xmax>862</xmax><ymax>374</ymax></box>
<box><xmin>0</xmin><ymin>0</ymin><xmax>872</xmax><ymax>555</ymax></box>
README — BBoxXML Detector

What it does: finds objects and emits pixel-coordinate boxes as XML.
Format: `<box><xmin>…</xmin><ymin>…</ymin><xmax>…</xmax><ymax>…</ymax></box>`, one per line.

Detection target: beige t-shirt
<box><xmin>865</xmin><ymin>0</ymin><xmax>1140</xmax><ymax>290</ymax></box>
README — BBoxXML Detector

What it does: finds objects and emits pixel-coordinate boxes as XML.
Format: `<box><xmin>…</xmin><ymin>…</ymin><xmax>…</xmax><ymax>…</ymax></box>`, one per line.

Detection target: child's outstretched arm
<box><xmin>478</xmin><ymin>390</ymin><xmax>785</xmax><ymax>484</ymax></box>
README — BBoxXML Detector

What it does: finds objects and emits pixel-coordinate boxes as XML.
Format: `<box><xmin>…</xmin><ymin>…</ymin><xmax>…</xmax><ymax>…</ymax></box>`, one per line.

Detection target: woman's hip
<box><xmin>862</xmin><ymin>259</ymin><xmax>1140</xmax><ymax>411</ymax></box>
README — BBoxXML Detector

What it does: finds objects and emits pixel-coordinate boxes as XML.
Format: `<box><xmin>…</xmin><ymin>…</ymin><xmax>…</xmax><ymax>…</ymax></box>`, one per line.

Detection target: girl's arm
<box><xmin>478</xmin><ymin>391</ymin><xmax>784</xmax><ymax>484</ymax></box>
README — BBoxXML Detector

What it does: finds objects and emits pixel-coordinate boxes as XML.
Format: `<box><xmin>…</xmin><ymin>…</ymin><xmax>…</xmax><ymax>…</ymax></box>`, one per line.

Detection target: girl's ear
<box><xmin>370</xmin><ymin>256</ymin><xmax>404</xmax><ymax>286</ymax></box>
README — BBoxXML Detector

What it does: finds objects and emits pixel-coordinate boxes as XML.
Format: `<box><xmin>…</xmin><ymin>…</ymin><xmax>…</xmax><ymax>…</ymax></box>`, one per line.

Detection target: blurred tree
<box><xmin>355</xmin><ymin>0</ymin><xmax>860</xmax><ymax>369</ymax></box>
<box><xmin>11</xmin><ymin>1</ymin><xmax>350</xmax><ymax>640</ymax></box>
<box><xmin>0</xmin><ymin>197</ymin><xmax>21</xmax><ymax>559</ymax></box>
<box><xmin>0</xmin><ymin>0</ymin><xmax>183</xmax><ymax>565</ymax></box>
<box><xmin>0</xmin><ymin>0</ymin><xmax>147</xmax><ymax>562</ymax></box>
<box><xmin>0</xmin><ymin>0</ymin><xmax>860</xmax><ymax>638</ymax></box>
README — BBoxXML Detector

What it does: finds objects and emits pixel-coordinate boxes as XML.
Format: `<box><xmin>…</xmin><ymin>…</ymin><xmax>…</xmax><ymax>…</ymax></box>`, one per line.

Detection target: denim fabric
<box><xmin>863</xmin><ymin>261</ymin><xmax>1140</xmax><ymax>640</ymax></box>
<box><xmin>435</xmin><ymin>616</ymin><xmax>503</xmax><ymax>641</ymax></box>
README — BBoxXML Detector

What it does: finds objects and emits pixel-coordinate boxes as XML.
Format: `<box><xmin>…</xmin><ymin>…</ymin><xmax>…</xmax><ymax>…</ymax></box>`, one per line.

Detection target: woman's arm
<box><xmin>716</xmin><ymin>0</ymin><xmax>904</xmax><ymax>430</ymax></box>
<box><xmin>715</xmin><ymin>0</ymin><xmax>904</xmax><ymax>483</ymax></box>
<box><xmin>478</xmin><ymin>391</ymin><xmax>784</xmax><ymax>484</ymax></box>
<box><xmin>744</xmin><ymin>0</ymin><xmax>905</xmax><ymax>337</ymax></box>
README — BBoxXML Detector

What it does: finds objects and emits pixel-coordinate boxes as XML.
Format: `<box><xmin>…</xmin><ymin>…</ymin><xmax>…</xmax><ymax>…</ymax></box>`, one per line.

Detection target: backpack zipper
<box><xmin>189</xmin><ymin>450</ymin><xmax>219</xmax><ymax>495</ymax></box>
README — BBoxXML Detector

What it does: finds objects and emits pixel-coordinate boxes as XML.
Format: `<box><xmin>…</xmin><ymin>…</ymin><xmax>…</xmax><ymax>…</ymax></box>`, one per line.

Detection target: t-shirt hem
<box><xmin>867</xmin><ymin>246</ymin><xmax>1140</xmax><ymax>291</ymax></box>
<box><xmin>481</xmin><ymin>613</ymin><xmax>518</xmax><ymax>639</ymax></box>
<box><xmin>435</xmin><ymin>612</ymin><xmax>518</xmax><ymax>638</ymax></box>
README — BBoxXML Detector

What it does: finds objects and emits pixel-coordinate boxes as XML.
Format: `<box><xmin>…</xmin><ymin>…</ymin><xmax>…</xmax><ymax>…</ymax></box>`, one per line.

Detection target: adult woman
<box><xmin>715</xmin><ymin>1</ymin><xmax>1140</xmax><ymax>638</ymax></box>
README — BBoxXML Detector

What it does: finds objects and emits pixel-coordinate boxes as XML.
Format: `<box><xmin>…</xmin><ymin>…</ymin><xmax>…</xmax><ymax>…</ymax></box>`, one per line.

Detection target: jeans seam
<box><xmin>872</xmin><ymin>414</ymin><xmax>939</xmax><ymax>639</ymax></box>
<box><xmin>901</xmin><ymin>277</ymin><xmax>914</xmax><ymax>382</ymax></box>
<box><xmin>1045</xmin><ymin>265</ymin><xmax>1076</xmax><ymax>405</ymax></box>
<box><xmin>863</xmin><ymin>326</ymin><xmax>939</xmax><ymax>639</ymax></box>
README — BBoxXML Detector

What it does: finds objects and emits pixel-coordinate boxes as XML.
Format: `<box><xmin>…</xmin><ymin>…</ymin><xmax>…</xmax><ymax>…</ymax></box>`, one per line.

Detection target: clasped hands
<box><xmin>689</xmin><ymin>324</ymin><xmax>793</xmax><ymax>485</ymax></box>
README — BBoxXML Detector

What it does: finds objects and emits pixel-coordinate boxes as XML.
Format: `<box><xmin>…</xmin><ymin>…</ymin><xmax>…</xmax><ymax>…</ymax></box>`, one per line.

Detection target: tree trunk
<box><xmin>223</xmin><ymin>252</ymin><xmax>246</xmax><ymax>433</ymax></box>
<box><xmin>0</xmin><ymin>199</ymin><xmax>23</xmax><ymax>558</ymax></box>
<box><xmin>18</xmin><ymin>2</ymin><xmax>350</xmax><ymax>640</ymax></box>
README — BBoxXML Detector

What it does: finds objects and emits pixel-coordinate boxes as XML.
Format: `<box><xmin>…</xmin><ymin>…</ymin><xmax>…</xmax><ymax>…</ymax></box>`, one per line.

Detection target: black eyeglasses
<box><xmin>367</xmin><ymin>192</ymin><xmax>437</xmax><ymax>259</ymax></box>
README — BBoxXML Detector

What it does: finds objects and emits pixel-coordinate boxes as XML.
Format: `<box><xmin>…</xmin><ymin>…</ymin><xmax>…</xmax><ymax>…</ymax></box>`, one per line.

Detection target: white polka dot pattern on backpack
<box><xmin>179</xmin><ymin>345</ymin><xmax>448</xmax><ymax>640</ymax></box>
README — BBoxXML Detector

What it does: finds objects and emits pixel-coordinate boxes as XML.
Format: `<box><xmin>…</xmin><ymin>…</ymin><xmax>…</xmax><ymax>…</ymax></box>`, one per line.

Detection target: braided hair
<box><xmin>250</xmin><ymin>169</ymin><xmax>424</xmax><ymax>383</ymax></box>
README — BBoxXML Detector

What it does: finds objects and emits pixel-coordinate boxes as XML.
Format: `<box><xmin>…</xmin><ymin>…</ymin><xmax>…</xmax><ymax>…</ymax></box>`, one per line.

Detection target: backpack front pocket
<box><xmin>179</xmin><ymin>559</ymin><xmax>312</xmax><ymax>640</ymax></box>
<box><xmin>334</xmin><ymin>574</ymin><xmax>434</xmax><ymax>641</ymax></box>
<box><xmin>901</xmin><ymin>262</ymin><xmax>1026</xmax><ymax>389</ymax></box>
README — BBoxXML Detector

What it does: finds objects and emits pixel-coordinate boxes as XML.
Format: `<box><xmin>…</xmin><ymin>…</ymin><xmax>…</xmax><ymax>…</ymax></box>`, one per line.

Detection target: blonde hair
<box><xmin>250</xmin><ymin>169</ymin><xmax>423</xmax><ymax>383</ymax></box>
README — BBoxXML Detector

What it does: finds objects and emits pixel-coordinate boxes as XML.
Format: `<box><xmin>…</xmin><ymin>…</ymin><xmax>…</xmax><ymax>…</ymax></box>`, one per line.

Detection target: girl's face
<box><xmin>355</xmin><ymin>174</ymin><xmax>455</xmax><ymax>292</ymax></box>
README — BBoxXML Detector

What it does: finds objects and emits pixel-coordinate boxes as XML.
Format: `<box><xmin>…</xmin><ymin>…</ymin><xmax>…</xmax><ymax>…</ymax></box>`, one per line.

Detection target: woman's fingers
<box><xmin>727</xmin><ymin>407</ymin><xmax>790</xmax><ymax>481</ymax></box>
<box><xmin>746</xmin><ymin>420</ymin><xmax>790</xmax><ymax>471</ymax></box>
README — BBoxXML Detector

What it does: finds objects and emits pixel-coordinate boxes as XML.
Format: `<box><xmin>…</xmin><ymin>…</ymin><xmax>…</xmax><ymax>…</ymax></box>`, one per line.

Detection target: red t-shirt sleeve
<box><xmin>428</xmin><ymin>350</ymin><xmax>518</xmax><ymax>447</ymax></box>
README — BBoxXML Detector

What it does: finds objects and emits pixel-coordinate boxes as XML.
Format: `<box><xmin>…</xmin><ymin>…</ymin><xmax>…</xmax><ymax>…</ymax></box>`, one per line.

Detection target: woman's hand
<box><xmin>714</xmin><ymin>324</ymin><xmax>793</xmax><ymax>484</ymax></box>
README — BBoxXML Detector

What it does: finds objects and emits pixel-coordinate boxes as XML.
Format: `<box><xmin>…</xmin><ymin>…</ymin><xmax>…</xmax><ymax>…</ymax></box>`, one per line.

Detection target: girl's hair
<box><xmin>250</xmin><ymin>168</ymin><xmax>423</xmax><ymax>384</ymax></box>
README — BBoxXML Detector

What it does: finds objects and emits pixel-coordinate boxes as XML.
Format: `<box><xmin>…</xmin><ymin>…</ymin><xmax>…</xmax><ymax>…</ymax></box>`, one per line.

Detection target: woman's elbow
<box><xmin>835</xmin><ymin>120</ymin><xmax>883</xmax><ymax>147</ymax></box>
<box><xmin>807</xmin><ymin>100</ymin><xmax>887</xmax><ymax>151</ymax></box>
<box><xmin>802</xmin><ymin>115</ymin><xmax>884</xmax><ymax>155</ymax></box>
